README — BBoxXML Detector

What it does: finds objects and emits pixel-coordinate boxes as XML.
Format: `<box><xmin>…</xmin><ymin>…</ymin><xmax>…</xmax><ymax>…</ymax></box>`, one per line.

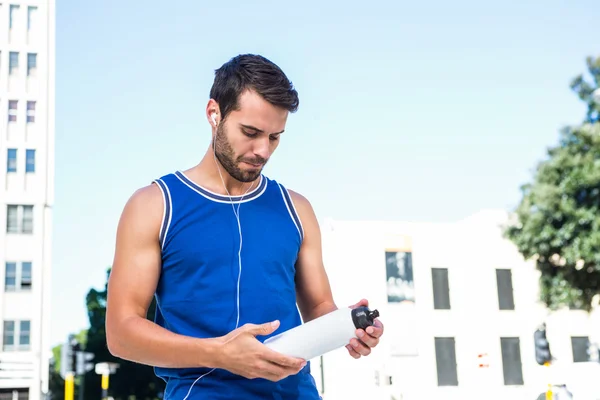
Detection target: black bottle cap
<box><xmin>351</xmin><ymin>306</ymin><xmax>380</xmax><ymax>330</ymax></box>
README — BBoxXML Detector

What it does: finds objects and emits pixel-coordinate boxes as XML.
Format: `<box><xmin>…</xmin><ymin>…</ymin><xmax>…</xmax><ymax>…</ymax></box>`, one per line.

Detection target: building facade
<box><xmin>0</xmin><ymin>1</ymin><xmax>55</xmax><ymax>399</ymax></box>
<box><xmin>310</xmin><ymin>210</ymin><xmax>600</xmax><ymax>400</ymax></box>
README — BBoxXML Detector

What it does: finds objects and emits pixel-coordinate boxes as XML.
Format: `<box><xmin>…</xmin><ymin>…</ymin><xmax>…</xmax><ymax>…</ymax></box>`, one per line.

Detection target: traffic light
<box><xmin>60</xmin><ymin>335</ymin><xmax>78</xmax><ymax>379</ymax></box>
<box><xmin>534</xmin><ymin>326</ymin><xmax>552</xmax><ymax>365</ymax></box>
<box><xmin>60</xmin><ymin>335</ymin><xmax>95</xmax><ymax>377</ymax></box>
<box><xmin>76</xmin><ymin>350</ymin><xmax>95</xmax><ymax>375</ymax></box>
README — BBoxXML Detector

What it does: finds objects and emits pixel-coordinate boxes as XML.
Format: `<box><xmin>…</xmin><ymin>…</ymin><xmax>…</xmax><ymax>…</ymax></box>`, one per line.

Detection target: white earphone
<box><xmin>211</xmin><ymin>112</ymin><xmax>218</xmax><ymax>126</ymax></box>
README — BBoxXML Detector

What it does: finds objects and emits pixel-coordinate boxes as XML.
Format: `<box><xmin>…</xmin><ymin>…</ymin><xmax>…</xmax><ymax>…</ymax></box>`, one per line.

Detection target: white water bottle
<box><xmin>263</xmin><ymin>306</ymin><xmax>380</xmax><ymax>360</ymax></box>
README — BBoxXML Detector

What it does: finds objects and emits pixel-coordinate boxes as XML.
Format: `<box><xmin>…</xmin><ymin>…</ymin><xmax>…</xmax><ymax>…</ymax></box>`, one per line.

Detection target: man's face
<box><xmin>213</xmin><ymin>90</ymin><xmax>288</xmax><ymax>183</ymax></box>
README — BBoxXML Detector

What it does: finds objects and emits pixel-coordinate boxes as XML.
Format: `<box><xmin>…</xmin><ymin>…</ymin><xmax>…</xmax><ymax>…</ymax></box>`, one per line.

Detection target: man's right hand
<box><xmin>215</xmin><ymin>320</ymin><xmax>306</xmax><ymax>382</ymax></box>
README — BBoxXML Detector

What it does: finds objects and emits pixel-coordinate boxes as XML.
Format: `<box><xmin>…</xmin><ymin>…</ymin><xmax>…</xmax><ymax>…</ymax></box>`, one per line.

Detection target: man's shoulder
<box><xmin>131</xmin><ymin>170</ymin><xmax>180</xmax><ymax>204</ymax></box>
<box><xmin>114</xmin><ymin>182</ymin><xmax>165</xmax><ymax>243</ymax></box>
<box><xmin>122</xmin><ymin>182</ymin><xmax>164</xmax><ymax>220</ymax></box>
<box><xmin>286</xmin><ymin>188</ymin><xmax>311</xmax><ymax>210</ymax></box>
<box><xmin>133</xmin><ymin>182</ymin><xmax>163</xmax><ymax>203</ymax></box>
<box><xmin>265</xmin><ymin>175</ymin><xmax>313</xmax><ymax>210</ymax></box>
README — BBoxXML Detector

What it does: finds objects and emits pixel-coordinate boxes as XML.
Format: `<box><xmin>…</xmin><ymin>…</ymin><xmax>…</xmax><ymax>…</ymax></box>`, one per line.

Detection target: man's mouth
<box><xmin>240</xmin><ymin>159</ymin><xmax>265</xmax><ymax>168</ymax></box>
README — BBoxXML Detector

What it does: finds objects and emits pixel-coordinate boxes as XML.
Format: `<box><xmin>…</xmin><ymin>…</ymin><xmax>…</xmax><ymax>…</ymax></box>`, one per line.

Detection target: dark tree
<box><xmin>505</xmin><ymin>55</ymin><xmax>600</xmax><ymax>311</ymax></box>
<box><xmin>81</xmin><ymin>267</ymin><xmax>165</xmax><ymax>399</ymax></box>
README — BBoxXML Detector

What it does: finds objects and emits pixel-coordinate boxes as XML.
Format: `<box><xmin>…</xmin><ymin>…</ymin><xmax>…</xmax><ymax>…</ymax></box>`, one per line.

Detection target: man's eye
<box><xmin>270</xmin><ymin>135</ymin><xmax>280</xmax><ymax>141</ymax></box>
<box><xmin>243</xmin><ymin>131</ymin><xmax>257</xmax><ymax>138</ymax></box>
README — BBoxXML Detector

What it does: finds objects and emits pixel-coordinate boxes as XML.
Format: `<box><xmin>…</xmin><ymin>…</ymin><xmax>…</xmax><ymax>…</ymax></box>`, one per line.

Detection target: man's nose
<box><xmin>253</xmin><ymin>137</ymin><xmax>271</xmax><ymax>160</ymax></box>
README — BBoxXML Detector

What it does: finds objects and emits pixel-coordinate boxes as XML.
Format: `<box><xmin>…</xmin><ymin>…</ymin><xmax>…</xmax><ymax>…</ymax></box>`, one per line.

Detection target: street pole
<box><xmin>101</xmin><ymin>373</ymin><xmax>109</xmax><ymax>400</ymax></box>
<box><xmin>544</xmin><ymin>361</ymin><xmax>552</xmax><ymax>400</ymax></box>
<box><xmin>64</xmin><ymin>372</ymin><xmax>74</xmax><ymax>400</ymax></box>
<box><xmin>319</xmin><ymin>355</ymin><xmax>325</xmax><ymax>395</ymax></box>
<box><xmin>78</xmin><ymin>374</ymin><xmax>85</xmax><ymax>400</ymax></box>
<box><xmin>94</xmin><ymin>362</ymin><xmax>119</xmax><ymax>400</ymax></box>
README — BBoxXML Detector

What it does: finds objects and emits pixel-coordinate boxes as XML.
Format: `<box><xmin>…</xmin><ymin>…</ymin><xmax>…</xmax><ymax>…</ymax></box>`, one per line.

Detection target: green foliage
<box><xmin>51</xmin><ymin>329</ymin><xmax>87</xmax><ymax>373</ymax></box>
<box><xmin>569</xmin><ymin>56</ymin><xmax>600</xmax><ymax>124</ymax></box>
<box><xmin>51</xmin><ymin>344</ymin><xmax>61</xmax><ymax>373</ymax></box>
<box><xmin>75</xmin><ymin>329</ymin><xmax>88</xmax><ymax>348</ymax></box>
<box><xmin>505</xmin><ymin>55</ymin><xmax>600</xmax><ymax>311</ymax></box>
<box><xmin>48</xmin><ymin>358</ymin><xmax>65</xmax><ymax>400</ymax></box>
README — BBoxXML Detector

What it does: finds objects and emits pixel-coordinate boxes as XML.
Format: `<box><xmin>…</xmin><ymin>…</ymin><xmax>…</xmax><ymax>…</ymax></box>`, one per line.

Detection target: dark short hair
<box><xmin>210</xmin><ymin>54</ymin><xmax>299</xmax><ymax>121</ymax></box>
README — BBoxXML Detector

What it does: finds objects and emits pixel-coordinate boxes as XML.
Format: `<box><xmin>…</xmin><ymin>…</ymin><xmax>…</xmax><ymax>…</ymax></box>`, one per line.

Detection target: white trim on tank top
<box><xmin>277</xmin><ymin>184</ymin><xmax>304</xmax><ymax>242</ymax></box>
<box><xmin>174</xmin><ymin>171</ymin><xmax>267</xmax><ymax>204</ymax></box>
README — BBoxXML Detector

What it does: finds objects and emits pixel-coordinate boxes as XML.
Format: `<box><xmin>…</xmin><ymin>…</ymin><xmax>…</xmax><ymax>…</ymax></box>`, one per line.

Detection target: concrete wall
<box><xmin>310</xmin><ymin>210</ymin><xmax>598</xmax><ymax>400</ymax></box>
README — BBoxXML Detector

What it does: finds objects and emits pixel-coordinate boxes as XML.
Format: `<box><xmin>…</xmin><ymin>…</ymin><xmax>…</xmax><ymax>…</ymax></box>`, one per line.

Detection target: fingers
<box><xmin>368</xmin><ymin>319</ymin><xmax>384</xmax><ymax>336</ymax></box>
<box><xmin>346</xmin><ymin>299</ymin><xmax>385</xmax><ymax>360</ymax></box>
<box><xmin>267</xmin><ymin>358</ymin><xmax>306</xmax><ymax>375</ymax></box>
<box><xmin>346</xmin><ymin>343</ymin><xmax>361</xmax><ymax>359</ymax></box>
<box><xmin>360</xmin><ymin>320</ymin><xmax>383</xmax><ymax>341</ymax></box>
<box><xmin>264</xmin><ymin>348</ymin><xmax>305</xmax><ymax>370</ymax></box>
<box><xmin>244</xmin><ymin>320</ymin><xmax>280</xmax><ymax>337</ymax></box>
<box><xmin>253</xmin><ymin>357</ymin><xmax>306</xmax><ymax>382</ymax></box>
<box><xmin>349</xmin><ymin>337</ymin><xmax>372</xmax><ymax>357</ymax></box>
<box><xmin>349</xmin><ymin>323</ymin><xmax>383</xmax><ymax>358</ymax></box>
<box><xmin>249</xmin><ymin>360</ymin><xmax>289</xmax><ymax>381</ymax></box>
<box><xmin>356</xmin><ymin>329</ymin><xmax>379</xmax><ymax>349</ymax></box>
<box><xmin>265</xmin><ymin>352</ymin><xmax>306</xmax><ymax>369</ymax></box>
<box><xmin>349</xmin><ymin>298</ymin><xmax>369</xmax><ymax>309</ymax></box>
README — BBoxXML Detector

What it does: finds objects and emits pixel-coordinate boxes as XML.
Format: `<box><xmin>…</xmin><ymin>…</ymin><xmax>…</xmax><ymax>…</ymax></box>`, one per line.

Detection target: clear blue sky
<box><xmin>51</xmin><ymin>0</ymin><xmax>599</xmax><ymax>347</ymax></box>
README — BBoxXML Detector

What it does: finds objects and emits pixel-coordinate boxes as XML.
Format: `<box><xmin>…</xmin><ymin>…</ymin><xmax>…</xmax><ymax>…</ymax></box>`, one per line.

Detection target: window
<box><xmin>500</xmin><ymin>337</ymin><xmax>524</xmax><ymax>385</ymax></box>
<box><xmin>385</xmin><ymin>250</ymin><xmax>415</xmax><ymax>303</ymax></box>
<box><xmin>4</xmin><ymin>263</ymin><xmax>16</xmax><ymax>290</ymax></box>
<box><xmin>432</xmin><ymin>268</ymin><xmax>451</xmax><ymax>310</ymax></box>
<box><xmin>27</xmin><ymin>6</ymin><xmax>37</xmax><ymax>31</ymax></box>
<box><xmin>22</xmin><ymin>206</ymin><xmax>33</xmax><ymax>233</ymax></box>
<box><xmin>3</xmin><ymin>320</ymin><xmax>30</xmax><ymax>351</ymax></box>
<box><xmin>8</xmin><ymin>101</ymin><xmax>17</xmax><ymax>122</ymax></box>
<box><xmin>9</xmin><ymin>52</ymin><xmax>18</xmax><ymax>75</ymax></box>
<box><xmin>9</xmin><ymin>4</ymin><xmax>18</xmax><ymax>29</ymax></box>
<box><xmin>3</xmin><ymin>321</ymin><xmax>14</xmax><ymax>350</ymax></box>
<box><xmin>6</xmin><ymin>205</ymin><xmax>33</xmax><ymax>234</ymax></box>
<box><xmin>27</xmin><ymin>101</ymin><xmax>36</xmax><ymax>123</ymax></box>
<box><xmin>27</xmin><ymin>53</ymin><xmax>36</xmax><ymax>77</ymax></box>
<box><xmin>25</xmin><ymin>150</ymin><xmax>35</xmax><ymax>173</ymax></box>
<box><xmin>496</xmin><ymin>269</ymin><xmax>515</xmax><ymax>310</ymax></box>
<box><xmin>571</xmin><ymin>336</ymin><xmax>591</xmax><ymax>362</ymax></box>
<box><xmin>21</xmin><ymin>262</ymin><xmax>32</xmax><ymax>290</ymax></box>
<box><xmin>7</xmin><ymin>149</ymin><xmax>17</xmax><ymax>173</ymax></box>
<box><xmin>0</xmin><ymin>389</ymin><xmax>28</xmax><ymax>399</ymax></box>
<box><xmin>434</xmin><ymin>337</ymin><xmax>458</xmax><ymax>386</ymax></box>
<box><xmin>6</xmin><ymin>206</ymin><xmax>18</xmax><ymax>233</ymax></box>
<box><xmin>19</xmin><ymin>321</ymin><xmax>30</xmax><ymax>348</ymax></box>
<box><xmin>5</xmin><ymin>262</ymin><xmax>32</xmax><ymax>291</ymax></box>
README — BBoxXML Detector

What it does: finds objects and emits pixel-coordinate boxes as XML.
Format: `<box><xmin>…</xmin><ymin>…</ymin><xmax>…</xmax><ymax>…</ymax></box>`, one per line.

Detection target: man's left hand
<box><xmin>345</xmin><ymin>299</ymin><xmax>384</xmax><ymax>359</ymax></box>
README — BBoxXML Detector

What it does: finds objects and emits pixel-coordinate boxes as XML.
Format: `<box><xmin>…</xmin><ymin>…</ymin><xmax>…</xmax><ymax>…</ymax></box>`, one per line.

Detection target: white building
<box><xmin>0</xmin><ymin>1</ymin><xmax>55</xmax><ymax>399</ymax></box>
<box><xmin>310</xmin><ymin>210</ymin><xmax>600</xmax><ymax>400</ymax></box>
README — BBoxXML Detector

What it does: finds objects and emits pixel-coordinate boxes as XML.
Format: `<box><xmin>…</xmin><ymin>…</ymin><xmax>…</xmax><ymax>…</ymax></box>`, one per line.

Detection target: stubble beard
<box><xmin>213</xmin><ymin>124</ymin><xmax>265</xmax><ymax>183</ymax></box>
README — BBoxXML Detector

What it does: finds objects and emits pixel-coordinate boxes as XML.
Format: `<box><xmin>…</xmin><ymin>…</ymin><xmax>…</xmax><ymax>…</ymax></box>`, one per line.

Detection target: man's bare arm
<box><xmin>288</xmin><ymin>190</ymin><xmax>338</xmax><ymax>323</ymax></box>
<box><xmin>289</xmin><ymin>189</ymin><xmax>384</xmax><ymax>359</ymax></box>
<box><xmin>105</xmin><ymin>184</ymin><xmax>220</xmax><ymax>368</ymax></box>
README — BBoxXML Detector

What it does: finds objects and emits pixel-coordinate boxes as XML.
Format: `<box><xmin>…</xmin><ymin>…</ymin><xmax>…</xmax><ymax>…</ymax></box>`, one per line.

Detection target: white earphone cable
<box><xmin>182</xmin><ymin>117</ymin><xmax>255</xmax><ymax>400</ymax></box>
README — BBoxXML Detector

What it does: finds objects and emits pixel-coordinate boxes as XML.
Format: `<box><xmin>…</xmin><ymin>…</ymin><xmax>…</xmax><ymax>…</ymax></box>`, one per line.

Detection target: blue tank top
<box><xmin>151</xmin><ymin>171</ymin><xmax>321</xmax><ymax>400</ymax></box>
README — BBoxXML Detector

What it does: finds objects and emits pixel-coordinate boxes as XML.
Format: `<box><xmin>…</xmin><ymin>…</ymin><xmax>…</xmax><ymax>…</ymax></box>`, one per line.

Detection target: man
<box><xmin>105</xmin><ymin>54</ymin><xmax>384</xmax><ymax>399</ymax></box>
